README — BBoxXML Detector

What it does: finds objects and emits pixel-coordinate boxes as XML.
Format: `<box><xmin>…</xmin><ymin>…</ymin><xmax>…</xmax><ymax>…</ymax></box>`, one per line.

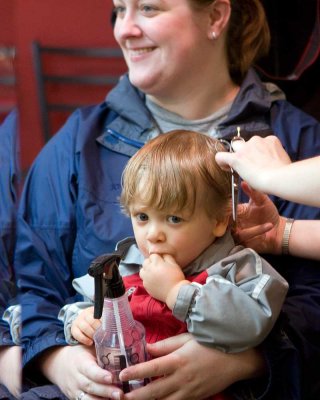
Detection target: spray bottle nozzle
<box><xmin>88</xmin><ymin>252</ymin><xmax>124</xmax><ymax>319</ymax></box>
<box><xmin>88</xmin><ymin>239</ymin><xmax>133</xmax><ymax>319</ymax></box>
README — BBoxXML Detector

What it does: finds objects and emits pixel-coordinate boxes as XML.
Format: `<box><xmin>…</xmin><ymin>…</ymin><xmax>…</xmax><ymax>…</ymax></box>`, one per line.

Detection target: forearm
<box><xmin>166</xmin><ymin>280</ymin><xmax>191</xmax><ymax>310</ymax></box>
<box><xmin>38</xmin><ymin>345</ymin><xmax>70</xmax><ymax>383</ymax></box>
<box><xmin>0</xmin><ymin>345</ymin><xmax>21</xmax><ymax>397</ymax></box>
<box><xmin>259</xmin><ymin>157</ymin><xmax>320</xmax><ymax>207</ymax></box>
<box><xmin>288</xmin><ymin>220</ymin><xmax>320</xmax><ymax>260</ymax></box>
<box><xmin>228</xmin><ymin>346</ymin><xmax>266</xmax><ymax>381</ymax></box>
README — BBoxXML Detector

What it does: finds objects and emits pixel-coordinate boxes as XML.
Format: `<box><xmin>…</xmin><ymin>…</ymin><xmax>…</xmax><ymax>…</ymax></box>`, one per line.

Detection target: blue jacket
<box><xmin>0</xmin><ymin>110</ymin><xmax>19</xmax><ymax>346</ymax></box>
<box><xmin>16</xmin><ymin>70</ymin><xmax>320</xmax><ymax>399</ymax></box>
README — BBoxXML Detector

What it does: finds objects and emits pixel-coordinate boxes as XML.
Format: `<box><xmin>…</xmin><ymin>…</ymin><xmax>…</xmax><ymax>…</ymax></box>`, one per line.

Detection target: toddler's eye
<box><xmin>168</xmin><ymin>215</ymin><xmax>182</xmax><ymax>224</ymax></box>
<box><xmin>136</xmin><ymin>213</ymin><xmax>149</xmax><ymax>222</ymax></box>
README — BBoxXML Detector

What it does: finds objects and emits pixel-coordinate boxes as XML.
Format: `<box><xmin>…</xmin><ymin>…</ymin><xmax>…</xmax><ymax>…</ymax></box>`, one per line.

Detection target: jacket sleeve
<box><xmin>14</xmin><ymin>113</ymin><xmax>81</xmax><ymax>367</ymax></box>
<box><xmin>2</xmin><ymin>305</ymin><xmax>21</xmax><ymax>345</ymax></box>
<box><xmin>0</xmin><ymin>110</ymin><xmax>19</xmax><ymax>346</ymax></box>
<box><xmin>173</xmin><ymin>247</ymin><xmax>288</xmax><ymax>353</ymax></box>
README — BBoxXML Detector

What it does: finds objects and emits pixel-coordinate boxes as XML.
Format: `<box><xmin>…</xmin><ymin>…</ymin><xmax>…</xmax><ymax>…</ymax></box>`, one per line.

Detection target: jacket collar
<box><xmin>106</xmin><ymin>75</ymin><xmax>148</xmax><ymax>128</ymax></box>
<box><xmin>97</xmin><ymin>69</ymin><xmax>285</xmax><ymax>155</ymax></box>
<box><xmin>97</xmin><ymin>75</ymin><xmax>154</xmax><ymax>156</ymax></box>
<box><xmin>217</xmin><ymin>69</ymin><xmax>285</xmax><ymax>138</ymax></box>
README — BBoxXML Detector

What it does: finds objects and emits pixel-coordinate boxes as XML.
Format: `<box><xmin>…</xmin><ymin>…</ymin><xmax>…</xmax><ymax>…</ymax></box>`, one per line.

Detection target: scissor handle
<box><xmin>230</xmin><ymin>126</ymin><xmax>245</xmax><ymax>152</ymax></box>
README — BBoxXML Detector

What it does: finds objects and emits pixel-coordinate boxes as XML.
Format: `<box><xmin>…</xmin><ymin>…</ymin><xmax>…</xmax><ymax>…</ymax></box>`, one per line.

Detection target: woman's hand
<box><xmin>40</xmin><ymin>345</ymin><xmax>124</xmax><ymax>400</ymax></box>
<box><xmin>71</xmin><ymin>306</ymin><xmax>101</xmax><ymax>346</ymax></box>
<box><xmin>120</xmin><ymin>333</ymin><xmax>266</xmax><ymax>400</ymax></box>
<box><xmin>215</xmin><ymin>135</ymin><xmax>291</xmax><ymax>193</ymax></box>
<box><xmin>234</xmin><ymin>182</ymin><xmax>286</xmax><ymax>254</ymax></box>
<box><xmin>0</xmin><ymin>345</ymin><xmax>21</xmax><ymax>398</ymax></box>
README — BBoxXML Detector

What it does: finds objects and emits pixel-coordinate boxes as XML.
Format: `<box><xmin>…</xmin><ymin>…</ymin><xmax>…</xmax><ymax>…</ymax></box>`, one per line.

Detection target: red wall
<box><xmin>13</xmin><ymin>0</ymin><xmax>121</xmax><ymax>171</ymax></box>
<box><xmin>0</xmin><ymin>1</ymin><xmax>17</xmax><ymax>122</ymax></box>
<box><xmin>0</xmin><ymin>0</ymin><xmax>15</xmax><ymax>43</ymax></box>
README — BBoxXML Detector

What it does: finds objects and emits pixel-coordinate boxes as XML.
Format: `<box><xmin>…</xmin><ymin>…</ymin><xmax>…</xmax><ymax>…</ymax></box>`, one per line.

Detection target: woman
<box><xmin>17</xmin><ymin>1</ymin><xmax>320</xmax><ymax>399</ymax></box>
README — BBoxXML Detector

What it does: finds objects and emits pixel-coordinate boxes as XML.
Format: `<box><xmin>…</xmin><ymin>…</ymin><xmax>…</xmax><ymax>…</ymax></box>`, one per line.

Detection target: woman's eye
<box><xmin>113</xmin><ymin>6</ymin><xmax>125</xmax><ymax>17</ymax></box>
<box><xmin>140</xmin><ymin>4</ymin><xmax>158</xmax><ymax>15</ymax></box>
<box><xmin>168</xmin><ymin>215</ymin><xmax>182</xmax><ymax>224</ymax></box>
<box><xmin>142</xmin><ymin>5</ymin><xmax>153</xmax><ymax>11</ymax></box>
<box><xmin>136</xmin><ymin>213</ymin><xmax>149</xmax><ymax>222</ymax></box>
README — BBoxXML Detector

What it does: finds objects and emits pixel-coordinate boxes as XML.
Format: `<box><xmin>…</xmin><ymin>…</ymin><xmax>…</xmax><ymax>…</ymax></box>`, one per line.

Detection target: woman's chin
<box><xmin>129</xmin><ymin>72</ymin><xmax>161</xmax><ymax>94</ymax></box>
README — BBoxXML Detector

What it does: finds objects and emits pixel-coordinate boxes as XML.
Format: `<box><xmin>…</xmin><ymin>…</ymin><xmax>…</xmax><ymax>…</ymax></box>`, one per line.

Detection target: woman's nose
<box><xmin>114</xmin><ymin>11</ymin><xmax>142</xmax><ymax>40</ymax></box>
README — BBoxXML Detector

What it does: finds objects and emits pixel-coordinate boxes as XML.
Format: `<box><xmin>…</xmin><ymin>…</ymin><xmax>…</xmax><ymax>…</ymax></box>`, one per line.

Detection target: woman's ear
<box><xmin>212</xmin><ymin>214</ymin><xmax>230</xmax><ymax>237</ymax></box>
<box><xmin>206</xmin><ymin>0</ymin><xmax>231</xmax><ymax>40</ymax></box>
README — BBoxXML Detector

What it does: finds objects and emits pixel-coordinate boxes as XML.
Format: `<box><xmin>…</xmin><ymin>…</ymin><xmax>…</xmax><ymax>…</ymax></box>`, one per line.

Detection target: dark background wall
<box><xmin>0</xmin><ymin>0</ymin><xmax>319</xmax><ymax>172</ymax></box>
<box><xmin>259</xmin><ymin>0</ymin><xmax>320</xmax><ymax>122</ymax></box>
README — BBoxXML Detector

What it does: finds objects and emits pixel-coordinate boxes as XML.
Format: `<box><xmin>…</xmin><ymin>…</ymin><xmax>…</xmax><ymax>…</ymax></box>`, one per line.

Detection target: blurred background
<box><xmin>0</xmin><ymin>0</ymin><xmax>319</xmax><ymax>173</ymax></box>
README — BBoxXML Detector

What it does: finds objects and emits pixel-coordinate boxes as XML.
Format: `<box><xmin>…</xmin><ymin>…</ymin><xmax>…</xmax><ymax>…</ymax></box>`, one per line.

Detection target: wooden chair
<box><xmin>32</xmin><ymin>41</ymin><xmax>126</xmax><ymax>142</ymax></box>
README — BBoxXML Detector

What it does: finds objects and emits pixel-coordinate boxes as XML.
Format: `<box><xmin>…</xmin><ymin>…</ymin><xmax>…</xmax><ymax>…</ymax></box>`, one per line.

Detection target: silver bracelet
<box><xmin>282</xmin><ymin>218</ymin><xmax>294</xmax><ymax>255</ymax></box>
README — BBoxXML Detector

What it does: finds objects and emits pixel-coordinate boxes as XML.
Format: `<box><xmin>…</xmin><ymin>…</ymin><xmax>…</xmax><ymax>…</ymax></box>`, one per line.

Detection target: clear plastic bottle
<box><xmin>88</xmin><ymin>249</ymin><xmax>149</xmax><ymax>393</ymax></box>
<box><xmin>94</xmin><ymin>294</ymin><xmax>148</xmax><ymax>391</ymax></box>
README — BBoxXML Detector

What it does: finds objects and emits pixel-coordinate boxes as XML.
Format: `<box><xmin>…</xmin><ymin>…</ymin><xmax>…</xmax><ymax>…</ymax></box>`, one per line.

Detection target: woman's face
<box><xmin>113</xmin><ymin>0</ymin><xmax>212</xmax><ymax>97</ymax></box>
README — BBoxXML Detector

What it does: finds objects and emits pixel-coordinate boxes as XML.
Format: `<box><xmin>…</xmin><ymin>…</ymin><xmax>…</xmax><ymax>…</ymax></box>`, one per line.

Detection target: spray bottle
<box><xmin>88</xmin><ymin>246</ymin><xmax>149</xmax><ymax>392</ymax></box>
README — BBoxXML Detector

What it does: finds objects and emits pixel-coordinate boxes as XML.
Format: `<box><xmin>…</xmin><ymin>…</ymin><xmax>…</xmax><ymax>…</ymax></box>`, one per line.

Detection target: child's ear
<box><xmin>212</xmin><ymin>215</ymin><xmax>230</xmax><ymax>237</ymax></box>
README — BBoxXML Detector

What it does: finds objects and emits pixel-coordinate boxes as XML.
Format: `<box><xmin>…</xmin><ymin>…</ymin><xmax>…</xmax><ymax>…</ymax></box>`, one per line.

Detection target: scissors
<box><xmin>217</xmin><ymin>127</ymin><xmax>245</xmax><ymax>227</ymax></box>
<box><xmin>230</xmin><ymin>127</ymin><xmax>245</xmax><ymax>227</ymax></box>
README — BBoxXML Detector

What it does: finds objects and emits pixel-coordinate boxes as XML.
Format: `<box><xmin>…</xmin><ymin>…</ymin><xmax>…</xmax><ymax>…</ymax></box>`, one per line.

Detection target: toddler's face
<box><xmin>130</xmin><ymin>202</ymin><xmax>222</xmax><ymax>268</ymax></box>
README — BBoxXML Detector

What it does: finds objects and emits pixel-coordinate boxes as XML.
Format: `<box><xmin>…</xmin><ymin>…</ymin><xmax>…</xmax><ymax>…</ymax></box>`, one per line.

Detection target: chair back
<box><xmin>32</xmin><ymin>41</ymin><xmax>126</xmax><ymax>142</ymax></box>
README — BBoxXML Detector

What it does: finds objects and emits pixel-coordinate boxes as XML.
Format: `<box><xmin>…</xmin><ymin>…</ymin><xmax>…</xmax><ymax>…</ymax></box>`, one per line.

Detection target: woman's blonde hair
<box><xmin>189</xmin><ymin>0</ymin><xmax>270</xmax><ymax>83</ymax></box>
<box><xmin>120</xmin><ymin>130</ymin><xmax>231</xmax><ymax>221</ymax></box>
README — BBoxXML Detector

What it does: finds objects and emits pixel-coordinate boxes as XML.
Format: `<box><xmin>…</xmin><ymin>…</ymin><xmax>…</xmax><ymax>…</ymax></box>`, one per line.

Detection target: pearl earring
<box><xmin>211</xmin><ymin>31</ymin><xmax>217</xmax><ymax>40</ymax></box>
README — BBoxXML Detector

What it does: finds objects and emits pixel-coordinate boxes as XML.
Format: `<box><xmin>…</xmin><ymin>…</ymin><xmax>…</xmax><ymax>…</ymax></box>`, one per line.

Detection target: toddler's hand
<box><xmin>140</xmin><ymin>254</ymin><xmax>187</xmax><ymax>308</ymax></box>
<box><xmin>71</xmin><ymin>306</ymin><xmax>101</xmax><ymax>346</ymax></box>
